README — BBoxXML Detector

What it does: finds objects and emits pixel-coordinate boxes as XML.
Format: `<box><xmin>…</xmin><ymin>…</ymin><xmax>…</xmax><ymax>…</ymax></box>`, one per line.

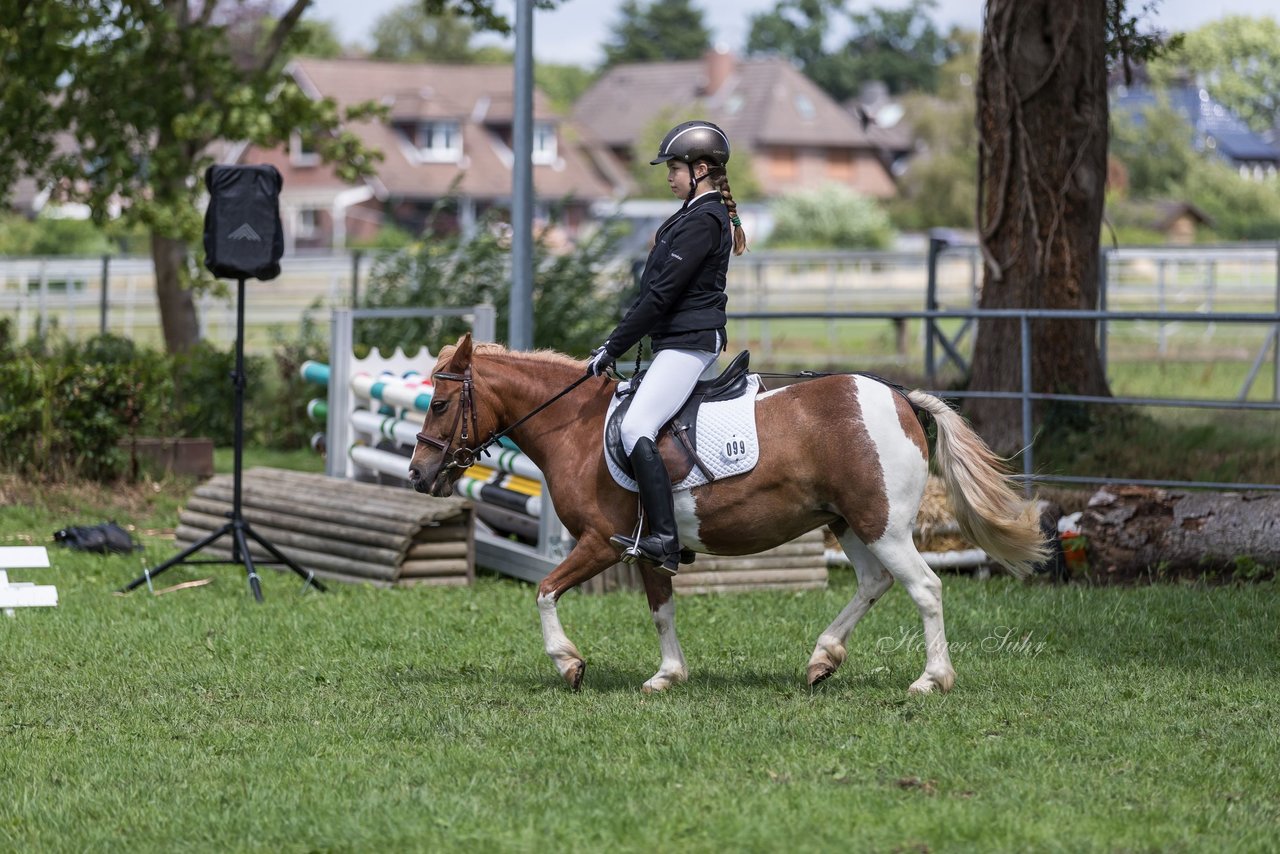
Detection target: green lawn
<box><xmin>1</xmin><ymin>477</ymin><xmax>1277</xmax><ymax>852</ymax></box>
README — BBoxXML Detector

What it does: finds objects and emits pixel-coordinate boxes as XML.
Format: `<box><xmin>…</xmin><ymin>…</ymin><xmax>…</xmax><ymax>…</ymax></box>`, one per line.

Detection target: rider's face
<box><xmin>667</xmin><ymin>160</ymin><xmax>708</xmax><ymax>198</ymax></box>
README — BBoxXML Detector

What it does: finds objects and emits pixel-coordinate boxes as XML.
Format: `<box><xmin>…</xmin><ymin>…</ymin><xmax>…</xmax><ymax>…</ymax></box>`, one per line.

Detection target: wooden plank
<box><xmin>680</xmin><ymin>555</ymin><xmax>828</xmax><ymax>572</ymax></box>
<box><xmin>173</xmin><ymin>525</ymin><xmax>397</xmax><ymax>581</ymax></box>
<box><xmin>411</xmin><ymin>523</ymin><xmax>472</xmax><ymax>543</ymax></box>
<box><xmin>247</xmin><ymin>467</ymin><xmax>468</xmax><ymax>523</ymax></box>
<box><xmin>405</xmin><ymin>542</ymin><xmax>469</xmax><ymax>560</ymax></box>
<box><xmin>676</xmin><ymin>580</ymin><xmax>828</xmax><ymax>595</ymax></box>
<box><xmin>195</xmin><ymin>480</ymin><xmax>432</xmax><ymax>531</ymax></box>
<box><xmin>185</xmin><ymin>497</ymin><xmax>409</xmax><ymax>551</ymax></box>
<box><xmin>395</xmin><ymin>575</ymin><xmax>471</xmax><ymax>588</ymax></box>
<box><xmin>397</xmin><ymin>559</ymin><xmax>471</xmax><ymax>578</ymax></box>
<box><xmin>177</xmin><ymin>511</ymin><xmax>402</xmax><ymax>565</ymax></box>
<box><xmin>674</xmin><ymin>568</ymin><xmax>828</xmax><ymax>587</ymax></box>
<box><xmin>192</xmin><ymin>485</ymin><xmax>421</xmax><ymax>538</ymax></box>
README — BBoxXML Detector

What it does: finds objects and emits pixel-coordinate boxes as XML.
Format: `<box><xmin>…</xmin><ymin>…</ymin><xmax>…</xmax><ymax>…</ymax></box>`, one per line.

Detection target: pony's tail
<box><xmin>908</xmin><ymin>390</ymin><xmax>1049</xmax><ymax>578</ymax></box>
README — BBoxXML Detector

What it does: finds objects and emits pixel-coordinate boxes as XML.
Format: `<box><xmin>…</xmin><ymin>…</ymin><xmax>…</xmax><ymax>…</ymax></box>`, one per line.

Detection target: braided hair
<box><xmin>707</xmin><ymin>167</ymin><xmax>748</xmax><ymax>256</ymax></box>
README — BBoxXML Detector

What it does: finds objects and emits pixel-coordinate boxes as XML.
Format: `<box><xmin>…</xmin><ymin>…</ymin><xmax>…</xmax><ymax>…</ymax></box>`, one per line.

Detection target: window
<box><xmin>414</xmin><ymin>120</ymin><xmax>462</xmax><ymax>162</ymax></box>
<box><xmin>296</xmin><ymin>208</ymin><xmax>320</xmax><ymax>239</ymax></box>
<box><xmin>290</xmin><ymin>131</ymin><xmax>320</xmax><ymax>167</ymax></box>
<box><xmin>532</xmin><ymin>122</ymin><xmax>557</xmax><ymax>165</ymax></box>
<box><xmin>794</xmin><ymin>94</ymin><xmax>816</xmax><ymax>121</ymax></box>
<box><xmin>771</xmin><ymin>146</ymin><xmax>797</xmax><ymax>181</ymax></box>
<box><xmin>827</xmin><ymin>149</ymin><xmax>853</xmax><ymax>180</ymax></box>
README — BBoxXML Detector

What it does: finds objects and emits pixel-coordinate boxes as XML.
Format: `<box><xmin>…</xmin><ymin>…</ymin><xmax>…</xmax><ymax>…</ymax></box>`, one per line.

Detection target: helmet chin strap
<box><xmin>684</xmin><ymin>164</ymin><xmax>710</xmax><ymax>206</ymax></box>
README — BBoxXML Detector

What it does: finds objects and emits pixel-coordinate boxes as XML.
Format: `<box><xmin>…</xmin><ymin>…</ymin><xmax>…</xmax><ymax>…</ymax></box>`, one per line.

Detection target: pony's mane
<box><xmin>471</xmin><ymin>342</ymin><xmax>584</xmax><ymax>369</ymax></box>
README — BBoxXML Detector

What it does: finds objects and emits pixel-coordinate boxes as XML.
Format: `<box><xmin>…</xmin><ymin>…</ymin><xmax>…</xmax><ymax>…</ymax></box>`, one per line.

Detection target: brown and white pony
<box><xmin>409</xmin><ymin>334</ymin><xmax>1047</xmax><ymax>694</ymax></box>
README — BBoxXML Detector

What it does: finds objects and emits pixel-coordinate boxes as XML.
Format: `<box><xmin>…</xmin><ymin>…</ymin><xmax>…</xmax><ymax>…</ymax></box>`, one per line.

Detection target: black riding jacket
<box><xmin>604</xmin><ymin>192</ymin><xmax>731</xmax><ymax>357</ymax></box>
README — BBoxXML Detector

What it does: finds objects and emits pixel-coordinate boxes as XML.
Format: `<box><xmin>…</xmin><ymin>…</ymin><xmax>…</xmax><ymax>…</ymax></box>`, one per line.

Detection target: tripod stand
<box><xmin>119</xmin><ymin>277</ymin><xmax>325</xmax><ymax>602</ymax></box>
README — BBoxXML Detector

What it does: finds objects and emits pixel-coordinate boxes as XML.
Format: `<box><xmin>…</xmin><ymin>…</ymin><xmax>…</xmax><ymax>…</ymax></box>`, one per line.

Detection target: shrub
<box><xmin>768</xmin><ymin>185</ymin><xmax>895</xmax><ymax>250</ymax></box>
<box><xmin>360</xmin><ymin>209</ymin><xmax>631</xmax><ymax>357</ymax></box>
<box><xmin>0</xmin><ymin>333</ymin><xmax>170</xmax><ymax>480</ymax></box>
<box><xmin>258</xmin><ymin>307</ymin><xmax>330</xmax><ymax>450</ymax></box>
<box><xmin>170</xmin><ymin>342</ymin><xmax>271</xmax><ymax>447</ymax></box>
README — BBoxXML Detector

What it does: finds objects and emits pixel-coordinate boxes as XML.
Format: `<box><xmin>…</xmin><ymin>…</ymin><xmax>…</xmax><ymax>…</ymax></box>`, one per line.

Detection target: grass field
<box><xmin>2</xmin><ymin>476</ymin><xmax>1278</xmax><ymax>852</ymax></box>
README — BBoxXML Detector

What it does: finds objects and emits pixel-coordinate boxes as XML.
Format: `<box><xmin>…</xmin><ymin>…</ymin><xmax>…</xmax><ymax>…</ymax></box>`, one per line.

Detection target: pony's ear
<box><xmin>452</xmin><ymin>333</ymin><xmax>473</xmax><ymax>368</ymax></box>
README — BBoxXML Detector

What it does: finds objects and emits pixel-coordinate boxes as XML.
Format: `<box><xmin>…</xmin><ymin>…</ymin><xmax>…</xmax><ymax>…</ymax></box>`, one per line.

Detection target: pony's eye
<box><xmin>431</xmin><ymin>399</ymin><xmax>449</xmax><ymax>414</ymax></box>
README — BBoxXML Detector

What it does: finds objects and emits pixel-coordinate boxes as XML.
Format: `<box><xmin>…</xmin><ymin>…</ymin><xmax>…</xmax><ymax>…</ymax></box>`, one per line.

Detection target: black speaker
<box><xmin>203</xmin><ymin>164</ymin><xmax>284</xmax><ymax>281</ymax></box>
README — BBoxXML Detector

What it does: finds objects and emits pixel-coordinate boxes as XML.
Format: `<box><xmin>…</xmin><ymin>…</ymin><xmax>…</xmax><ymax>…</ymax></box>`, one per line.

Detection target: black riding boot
<box><xmin>610</xmin><ymin>437</ymin><xmax>682</xmax><ymax>576</ymax></box>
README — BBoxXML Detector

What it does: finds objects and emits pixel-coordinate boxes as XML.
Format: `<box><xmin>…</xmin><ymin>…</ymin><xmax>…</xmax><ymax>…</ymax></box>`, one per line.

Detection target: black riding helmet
<box><xmin>650</xmin><ymin>119</ymin><xmax>731</xmax><ymax>167</ymax></box>
<box><xmin>651</xmin><ymin>120</ymin><xmax>731</xmax><ymax>204</ymax></box>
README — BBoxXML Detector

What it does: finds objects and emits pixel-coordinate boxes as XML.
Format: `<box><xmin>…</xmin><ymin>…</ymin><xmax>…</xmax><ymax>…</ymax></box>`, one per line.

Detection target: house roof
<box><xmin>571</xmin><ymin>54</ymin><xmax>879</xmax><ymax>154</ymax></box>
<box><xmin>1114</xmin><ymin>198</ymin><xmax>1214</xmax><ymax>231</ymax></box>
<box><xmin>286</xmin><ymin>57</ymin><xmax>629</xmax><ymax>202</ymax></box>
<box><xmin>1112</xmin><ymin>85</ymin><xmax>1280</xmax><ymax>164</ymax></box>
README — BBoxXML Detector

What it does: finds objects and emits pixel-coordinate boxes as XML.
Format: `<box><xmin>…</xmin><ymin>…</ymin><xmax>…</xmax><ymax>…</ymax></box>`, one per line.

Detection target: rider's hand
<box><xmin>585</xmin><ymin>345</ymin><xmax>615</xmax><ymax>377</ymax></box>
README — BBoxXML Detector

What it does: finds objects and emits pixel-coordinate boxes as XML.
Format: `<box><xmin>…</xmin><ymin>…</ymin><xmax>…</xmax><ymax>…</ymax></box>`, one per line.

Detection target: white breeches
<box><xmin>619</xmin><ymin>346</ymin><xmax>720</xmax><ymax>455</ymax></box>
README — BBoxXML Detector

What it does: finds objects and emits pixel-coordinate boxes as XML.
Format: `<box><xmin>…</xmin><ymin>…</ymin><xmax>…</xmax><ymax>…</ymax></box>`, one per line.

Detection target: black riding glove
<box><xmin>585</xmin><ymin>345</ymin><xmax>615</xmax><ymax>377</ymax></box>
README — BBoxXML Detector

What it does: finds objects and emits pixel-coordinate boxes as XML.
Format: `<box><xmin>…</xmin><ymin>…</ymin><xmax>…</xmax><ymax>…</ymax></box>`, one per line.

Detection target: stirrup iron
<box><xmin>613</xmin><ymin>506</ymin><xmax>647</xmax><ymax>565</ymax></box>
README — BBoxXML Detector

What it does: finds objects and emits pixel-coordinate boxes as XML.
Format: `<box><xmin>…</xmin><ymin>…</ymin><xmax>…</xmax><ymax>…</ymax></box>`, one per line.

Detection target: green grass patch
<box><xmin>2</xmin><ymin>482</ymin><xmax>1277</xmax><ymax>851</ymax></box>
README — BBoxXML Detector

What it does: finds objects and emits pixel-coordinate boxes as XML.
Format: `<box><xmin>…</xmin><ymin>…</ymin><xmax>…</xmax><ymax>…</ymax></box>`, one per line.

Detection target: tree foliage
<box><xmin>535</xmin><ymin>64</ymin><xmax>598</xmax><ymax>114</ymax></box>
<box><xmin>1147</xmin><ymin>14</ymin><xmax>1280</xmax><ymax>135</ymax></box>
<box><xmin>360</xmin><ymin>208</ymin><xmax>631</xmax><ymax>355</ymax></box>
<box><xmin>1110</xmin><ymin>100</ymin><xmax>1280</xmax><ymax>241</ymax></box>
<box><xmin>419</xmin><ymin>0</ymin><xmax>560</xmax><ymax>35</ymax></box>
<box><xmin>603</xmin><ymin>0</ymin><xmax>711</xmax><ymax>66</ymax></box>
<box><xmin>746</xmin><ymin>0</ymin><xmax>961</xmax><ymax>101</ymax></box>
<box><xmin>768</xmin><ymin>185</ymin><xmax>894</xmax><ymax>250</ymax></box>
<box><xmin>1109</xmin><ymin>98</ymin><xmax>1204</xmax><ymax>198</ymax></box>
<box><xmin>370</xmin><ymin>2</ymin><xmax>479</xmax><ymax>62</ymax></box>
<box><xmin>886</xmin><ymin>32</ymin><xmax>980</xmax><ymax>230</ymax></box>
<box><xmin>0</xmin><ymin>1</ymin><xmax>383</xmax><ymax>354</ymax></box>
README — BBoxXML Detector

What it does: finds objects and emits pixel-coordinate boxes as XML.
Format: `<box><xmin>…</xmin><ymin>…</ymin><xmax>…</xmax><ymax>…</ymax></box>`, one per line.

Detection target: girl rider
<box><xmin>585</xmin><ymin>119</ymin><xmax>748</xmax><ymax>575</ymax></box>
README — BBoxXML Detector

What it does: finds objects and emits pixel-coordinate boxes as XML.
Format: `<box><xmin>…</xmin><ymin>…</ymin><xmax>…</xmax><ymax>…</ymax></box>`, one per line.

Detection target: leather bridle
<box><xmin>414</xmin><ymin>365</ymin><xmax>595</xmax><ymax>494</ymax></box>
<box><xmin>415</xmin><ymin>367</ymin><xmax>482</xmax><ymax>493</ymax></box>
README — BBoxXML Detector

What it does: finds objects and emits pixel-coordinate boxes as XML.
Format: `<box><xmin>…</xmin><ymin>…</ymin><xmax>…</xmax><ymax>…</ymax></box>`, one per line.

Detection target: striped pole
<box><xmin>347</xmin><ymin>444</ymin><xmax>542</xmax><ymax>517</ymax></box>
<box><xmin>300</xmin><ymin>360</ymin><xmax>330</xmax><ymax>386</ymax></box>
<box><xmin>350</xmin><ymin>373</ymin><xmax>434</xmax><ymax>414</ymax></box>
<box><xmin>454</xmin><ymin>475</ymin><xmax>542</xmax><ymax>517</ymax></box>
<box><xmin>347</xmin><ymin>410</ymin><xmax>542</xmax><ymax>479</ymax></box>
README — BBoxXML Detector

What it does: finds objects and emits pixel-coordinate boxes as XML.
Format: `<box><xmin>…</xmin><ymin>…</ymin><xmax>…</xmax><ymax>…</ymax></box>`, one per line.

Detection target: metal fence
<box><xmin>732</xmin><ymin>306</ymin><xmax>1280</xmax><ymax>493</ymax></box>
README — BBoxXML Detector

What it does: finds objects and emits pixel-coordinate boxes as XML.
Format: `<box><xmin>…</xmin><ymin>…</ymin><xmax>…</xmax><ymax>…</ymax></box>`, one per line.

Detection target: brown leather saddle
<box><xmin>604</xmin><ymin>350</ymin><xmax>754</xmax><ymax>484</ymax></box>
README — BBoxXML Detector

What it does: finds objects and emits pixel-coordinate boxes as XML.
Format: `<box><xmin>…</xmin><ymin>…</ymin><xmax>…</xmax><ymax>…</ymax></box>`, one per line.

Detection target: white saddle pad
<box><xmin>604</xmin><ymin>374</ymin><xmax>762</xmax><ymax>493</ymax></box>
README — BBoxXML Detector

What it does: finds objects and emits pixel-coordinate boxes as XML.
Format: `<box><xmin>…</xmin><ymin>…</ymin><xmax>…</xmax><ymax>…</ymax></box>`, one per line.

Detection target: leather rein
<box><xmin>415</xmin><ymin>366</ymin><xmax>594</xmax><ymax>492</ymax></box>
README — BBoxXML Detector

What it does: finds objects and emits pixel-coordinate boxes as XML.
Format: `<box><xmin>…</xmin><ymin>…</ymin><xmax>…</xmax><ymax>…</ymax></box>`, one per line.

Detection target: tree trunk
<box><xmin>972</xmin><ymin>0</ymin><xmax>1112</xmax><ymax>453</ymax></box>
<box><xmin>1081</xmin><ymin>486</ymin><xmax>1280</xmax><ymax>578</ymax></box>
<box><xmin>151</xmin><ymin>231</ymin><xmax>201</xmax><ymax>354</ymax></box>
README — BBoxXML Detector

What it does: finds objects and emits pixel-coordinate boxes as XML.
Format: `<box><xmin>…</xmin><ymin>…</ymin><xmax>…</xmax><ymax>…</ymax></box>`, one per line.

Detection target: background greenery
<box><xmin>357</xmin><ymin>208</ymin><xmax>630</xmax><ymax>357</ymax></box>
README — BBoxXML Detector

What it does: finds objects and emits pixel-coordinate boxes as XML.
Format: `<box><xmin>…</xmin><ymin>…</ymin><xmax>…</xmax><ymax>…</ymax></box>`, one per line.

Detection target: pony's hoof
<box><xmin>641</xmin><ymin>669</ymin><xmax>687</xmax><ymax>693</ymax></box>
<box><xmin>807</xmin><ymin>663</ymin><xmax>836</xmax><ymax>687</ymax></box>
<box><xmin>806</xmin><ymin>639</ymin><xmax>846</xmax><ymax>687</ymax></box>
<box><xmin>907</xmin><ymin>669</ymin><xmax>955</xmax><ymax>695</ymax></box>
<box><xmin>564</xmin><ymin>660</ymin><xmax>586</xmax><ymax>691</ymax></box>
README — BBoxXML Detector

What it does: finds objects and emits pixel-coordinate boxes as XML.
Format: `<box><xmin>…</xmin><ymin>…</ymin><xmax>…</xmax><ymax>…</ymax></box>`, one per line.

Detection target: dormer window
<box><xmin>413</xmin><ymin>120</ymin><xmax>462</xmax><ymax>162</ymax></box>
<box><xmin>532</xmin><ymin>121</ymin><xmax>557</xmax><ymax>165</ymax></box>
<box><xmin>290</xmin><ymin>131</ymin><xmax>320</xmax><ymax>167</ymax></box>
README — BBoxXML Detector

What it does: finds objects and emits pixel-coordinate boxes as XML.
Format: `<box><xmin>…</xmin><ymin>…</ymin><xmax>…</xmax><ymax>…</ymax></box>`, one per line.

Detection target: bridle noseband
<box><xmin>415</xmin><ymin>367</ymin><xmax>482</xmax><ymax>492</ymax></box>
<box><xmin>414</xmin><ymin>363</ymin><xmax>596</xmax><ymax>494</ymax></box>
